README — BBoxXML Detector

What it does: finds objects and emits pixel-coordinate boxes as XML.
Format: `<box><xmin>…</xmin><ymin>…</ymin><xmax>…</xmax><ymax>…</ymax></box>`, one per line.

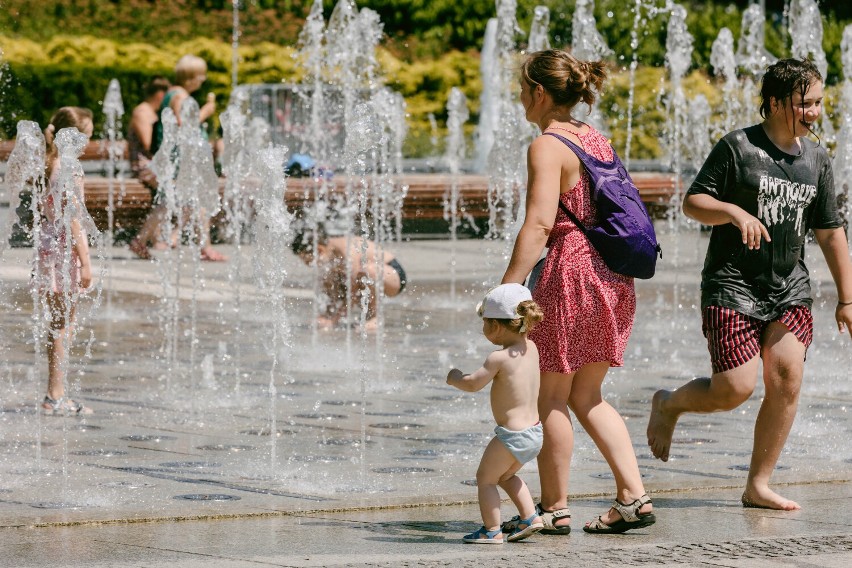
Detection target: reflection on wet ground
<box><xmin>0</xmin><ymin>231</ymin><xmax>850</xmax><ymax>525</ymax></box>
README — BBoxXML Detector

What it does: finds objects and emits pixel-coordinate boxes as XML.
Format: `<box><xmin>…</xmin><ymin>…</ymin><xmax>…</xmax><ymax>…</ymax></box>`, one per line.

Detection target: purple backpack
<box><xmin>545</xmin><ymin>132</ymin><xmax>661</xmax><ymax>279</ymax></box>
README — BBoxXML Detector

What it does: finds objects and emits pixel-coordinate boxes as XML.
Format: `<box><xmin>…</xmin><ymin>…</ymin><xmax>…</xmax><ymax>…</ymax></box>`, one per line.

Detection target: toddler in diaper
<box><xmin>446</xmin><ymin>284</ymin><xmax>545</xmax><ymax>544</ymax></box>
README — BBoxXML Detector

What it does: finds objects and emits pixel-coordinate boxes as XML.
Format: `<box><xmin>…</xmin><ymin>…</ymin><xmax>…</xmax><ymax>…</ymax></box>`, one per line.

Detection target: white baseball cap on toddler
<box><xmin>476</xmin><ymin>283</ymin><xmax>532</xmax><ymax>319</ymax></box>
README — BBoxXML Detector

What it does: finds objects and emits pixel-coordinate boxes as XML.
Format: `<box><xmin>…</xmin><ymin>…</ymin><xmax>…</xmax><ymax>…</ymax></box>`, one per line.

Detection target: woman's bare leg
<box><xmin>569</xmin><ymin>361</ymin><xmax>650</xmax><ymax>523</ymax></box>
<box><xmin>537</xmin><ymin>370</ymin><xmax>575</xmax><ymax>526</ymax></box>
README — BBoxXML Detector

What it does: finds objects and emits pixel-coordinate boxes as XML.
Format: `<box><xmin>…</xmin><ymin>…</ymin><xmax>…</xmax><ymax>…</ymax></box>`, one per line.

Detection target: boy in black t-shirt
<box><xmin>647</xmin><ymin>59</ymin><xmax>852</xmax><ymax>510</ymax></box>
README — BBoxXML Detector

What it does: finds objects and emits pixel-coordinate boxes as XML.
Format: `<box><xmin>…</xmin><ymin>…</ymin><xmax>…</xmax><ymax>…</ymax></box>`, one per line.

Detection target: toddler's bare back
<box><xmin>489</xmin><ymin>338</ymin><xmax>540</xmax><ymax>431</ymax></box>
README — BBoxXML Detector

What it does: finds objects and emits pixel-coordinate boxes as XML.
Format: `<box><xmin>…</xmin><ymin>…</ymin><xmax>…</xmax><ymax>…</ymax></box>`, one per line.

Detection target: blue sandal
<box><xmin>462</xmin><ymin>526</ymin><xmax>504</xmax><ymax>544</ymax></box>
<box><xmin>505</xmin><ymin>513</ymin><xmax>543</xmax><ymax>542</ymax></box>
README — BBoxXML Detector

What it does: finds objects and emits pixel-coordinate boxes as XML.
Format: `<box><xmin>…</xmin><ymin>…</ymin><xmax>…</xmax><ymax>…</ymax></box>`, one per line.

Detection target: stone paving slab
<box><xmin>1</xmin><ymin>225</ymin><xmax>851</xmax><ymax>565</ymax></box>
<box><xmin>0</xmin><ymin>483</ymin><xmax>850</xmax><ymax>567</ymax></box>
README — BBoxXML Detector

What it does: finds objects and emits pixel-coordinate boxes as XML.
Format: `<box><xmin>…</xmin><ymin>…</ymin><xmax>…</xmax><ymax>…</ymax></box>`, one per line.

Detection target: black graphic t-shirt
<box><xmin>686</xmin><ymin>125</ymin><xmax>842</xmax><ymax>320</ymax></box>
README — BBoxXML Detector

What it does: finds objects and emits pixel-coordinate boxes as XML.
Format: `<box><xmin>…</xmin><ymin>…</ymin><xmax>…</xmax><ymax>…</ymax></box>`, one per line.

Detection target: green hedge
<box><xmin>2</xmin><ymin>1</ymin><xmax>851</xmax><ymax>77</ymax></box>
<box><xmin>1</xmin><ymin>25</ymin><xmax>848</xmax><ymax>161</ymax></box>
<box><xmin>0</xmin><ymin>35</ymin><xmax>300</xmax><ymax>139</ymax></box>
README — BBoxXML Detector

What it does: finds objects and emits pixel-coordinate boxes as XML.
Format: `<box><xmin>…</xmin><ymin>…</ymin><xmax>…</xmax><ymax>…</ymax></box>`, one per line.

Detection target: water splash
<box><xmin>174</xmin><ymin>98</ymin><xmax>220</xmax><ymax>409</ymax></box>
<box><xmin>709</xmin><ymin>27</ymin><xmax>739</xmax><ymax>134</ymax></box>
<box><xmin>572</xmin><ymin>0</ymin><xmax>612</xmax><ymax>60</ymax></box>
<box><xmin>2</xmin><ymin>122</ymin><xmax>46</xmax><ymax>446</ymax></box>
<box><xmin>737</xmin><ymin>4</ymin><xmax>776</xmax><ymax>78</ymax></box>
<box><xmin>100</xmin><ymin>79</ymin><xmax>125</xmax><ymax>315</ymax></box>
<box><xmin>482</xmin><ymin>0</ymin><xmax>527</xmax><ymax>249</ymax></box>
<box><xmin>370</xmin><ymin>87</ymin><xmax>407</xmax><ymax>241</ymax></box>
<box><xmin>661</xmin><ymin>1</ymin><xmax>694</xmax><ymax>315</ymax></box>
<box><xmin>736</xmin><ymin>3</ymin><xmax>776</xmax><ymax>128</ymax></box>
<box><xmin>834</xmin><ymin>24</ymin><xmax>852</xmax><ymax>228</ymax></box>
<box><xmin>295</xmin><ymin>0</ymin><xmax>328</xmax><ymax>162</ymax></box>
<box><xmin>149</xmin><ymin>108</ymin><xmax>181</xmax><ymax>388</ymax></box>
<box><xmin>443</xmin><ymin>88</ymin><xmax>469</xmax><ymax>305</ymax></box>
<box><xmin>253</xmin><ymin>145</ymin><xmax>294</xmax><ymax>477</ymax></box>
<box><xmin>231</xmin><ymin>0</ymin><xmax>241</xmax><ymax>88</ymax></box>
<box><xmin>624</xmin><ymin>0</ymin><xmax>679</xmax><ymax>166</ymax></box>
<box><xmin>527</xmin><ymin>6</ymin><xmax>550</xmax><ymax>52</ymax></box>
<box><xmin>218</xmin><ymin>92</ymin><xmax>252</xmax><ymax>392</ymax></box>
<box><xmin>475</xmin><ymin>18</ymin><xmax>499</xmax><ymax>174</ymax></box>
<box><xmin>788</xmin><ymin>0</ymin><xmax>828</xmax><ymax>79</ymax></box>
<box><xmin>571</xmin><ymin>0</ymin><xmax>612</xmax><ymax>133</ymax></box>
<box><xmin>684</xmin><ymin>94</ymin><xmax>712</xmax><ymax>173</ymax></box>
<box><xmin>663</xmin><ymin>3</ymin><xmax>693</xmax><ymax>182</ymax></box>
<box><xmin>1</xmin><ymin>122</ymin><xmax>44</xmax><ymax>256</ymax></box>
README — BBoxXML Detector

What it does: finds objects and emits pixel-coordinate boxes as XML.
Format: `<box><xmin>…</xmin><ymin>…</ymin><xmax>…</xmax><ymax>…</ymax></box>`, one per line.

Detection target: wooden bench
<box><xmin>0</xmin><ymin>140</ymin><xmax>128</xmax><ymax>162</ymax></box>
<box><xmin>631</xmin><ymin>172</ymin><xmax>679</xmax><ymax>217</ymax></box>
<box><xmin>82</xmin><ymin>174</ymin><xmax>497</xmax><ymax>235</ymax></box>
<box><xmin>82</xmin><ymin>171</ymin><xmax>679</xmax><ymax>236</ymax></box>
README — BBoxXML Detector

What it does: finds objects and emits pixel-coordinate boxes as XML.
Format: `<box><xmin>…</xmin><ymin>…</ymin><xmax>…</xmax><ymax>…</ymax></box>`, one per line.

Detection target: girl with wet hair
<box><xmin>500</xmin><ymin>49</ymin><xmax>655</xmax><ymax>535</ymax></box>
<box><xmin>648</xmin><ymin>58</ymin><xmax>852</xmax><ymax>511</ymax></box>
<box><xmin>38</xmin><ymin>107</ymin><xmax>95</xmax><ymax>415</ymax></box>
<box><xmin>759</xmin><ymin>58</ymin><xmax>822</xmax><ymax>122</ymax></box>
<box><xmin>44</xmin><ymin>107</ymin><xmax>94</xmax><ymax>179</ymax></box>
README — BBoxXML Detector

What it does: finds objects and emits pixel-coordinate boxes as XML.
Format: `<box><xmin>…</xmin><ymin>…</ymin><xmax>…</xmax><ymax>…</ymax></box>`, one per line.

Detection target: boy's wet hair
<box><xmin>760</xmin><ymin>58</ymin><xmax>822</xmax><ymax>119</ymax></box>
<box><xmin>485</xmin><ymin>300</ymin><xmax>544</xmax><ymax>334</ymax></box>
<box><xmin>144</xmin><ymin>76</ymin><xmax>171</xmax><ymax>98</ymax></box>
<box><xmin>291</xmin><ymin>224</ymin><xmax>328</xmax><ymax>256</ymax></box>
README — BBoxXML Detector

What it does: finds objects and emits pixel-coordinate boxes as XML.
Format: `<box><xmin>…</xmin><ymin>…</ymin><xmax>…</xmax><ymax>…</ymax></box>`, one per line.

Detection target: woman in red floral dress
<box><xmin>500</xmin><ymin>50</ymin><xmax>655</xmax><ymax>535</ymax></box>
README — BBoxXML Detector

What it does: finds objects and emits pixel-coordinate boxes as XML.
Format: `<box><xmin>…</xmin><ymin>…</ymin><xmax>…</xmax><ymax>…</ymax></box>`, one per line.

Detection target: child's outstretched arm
<box><xmin>446</xmin><ymin>352</ymin><xmax>501</xmax><ymax>392</ymax></box>
<box><xmin>70</xmin><ymin>218</ymin><xmax>92</xmax><ymax>290</ymax></box>
<box><xmin>815</xmin><ymin>227</ymin><xmax>852</xmax><ymax>339</ymax></box>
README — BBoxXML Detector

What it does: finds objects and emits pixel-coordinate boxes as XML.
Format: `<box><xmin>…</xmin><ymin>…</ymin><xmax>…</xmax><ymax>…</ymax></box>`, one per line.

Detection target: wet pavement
<box><xmin>1</xmin><ymin>225</ymin><xmax>851</xmax><ymax>566</ymax></box>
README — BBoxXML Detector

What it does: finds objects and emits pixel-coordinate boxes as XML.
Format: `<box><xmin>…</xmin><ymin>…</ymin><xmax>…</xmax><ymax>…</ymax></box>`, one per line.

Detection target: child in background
<box><xmin>446</xmin><ymin>284</ymin><xmax>544</xmax><ymax>544</ymax></box>
<box><xmin>137</xmin><ymin>54</ymin><xmax>225</xmax><ymax>262</ymax></box>
<box><xmin>291</xmin><ymin>225</ymin><xmax>406</xmax><ymax>331</ymax></box>
<box><xmin>37</xmin><ymin>107</ymin><xmax>95</xmax><ymax>415</ymax></box>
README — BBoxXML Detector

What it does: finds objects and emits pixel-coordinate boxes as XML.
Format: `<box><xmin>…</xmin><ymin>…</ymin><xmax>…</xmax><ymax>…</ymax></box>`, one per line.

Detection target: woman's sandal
<box><xmin>502</xmin><ymin>504</ymin><xmax>571</xmax><ymax>535</ymax></box>
<box><xmin>42</xmin><ymin>396</ymin><xmax>93</xmax><ymax>416</ymax></box>
<box><xmin>583</xmin><ymin>494</ymin><xmax>656</xmax><ymax>534</ymax></box>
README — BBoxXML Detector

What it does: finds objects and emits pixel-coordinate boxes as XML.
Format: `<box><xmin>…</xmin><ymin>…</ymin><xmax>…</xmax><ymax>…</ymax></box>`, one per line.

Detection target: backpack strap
<box><xmin>543</xmin><ymin>131</ymin><xmax>602</xmax><ymax>171</ymax></box>
<box><xmin>557</xmin><ymin>198</ymin><xmax>588</xmax><ymax>233</ymax></box>
<box><xmin>543</xmin><ymin>132</ymin><xmax>592</xmax><ymax>234</ymax></box>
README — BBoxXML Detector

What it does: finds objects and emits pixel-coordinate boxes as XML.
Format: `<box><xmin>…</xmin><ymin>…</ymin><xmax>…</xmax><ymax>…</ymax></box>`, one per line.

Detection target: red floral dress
<box><xmin>528</xmin><ymin>127</ymin><xmax>636</xmax><ymax>374</ymax></box>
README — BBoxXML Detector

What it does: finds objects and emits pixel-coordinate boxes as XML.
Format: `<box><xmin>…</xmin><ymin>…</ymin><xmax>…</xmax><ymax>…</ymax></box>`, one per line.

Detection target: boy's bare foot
<box><xmin>362</xmin><ymin>318</ymin><xmax>379</xmax><ymax>332</ymax></box>
<box><xmin>200</xmin><ymin>247</ymin><xmax>227</xmax><ymax>262</ymax></box>
<box><xmin>647</xmin><ymin>389</ymin><xmax>677</xmax><ymax>461</ymax></box>
<box><xmin>741</xmin><ymin>487</ymin><xmax>801</xmax><ymax>510</ymax></box>
<box><xmin>129</xmin><ymin>238</ymin><xmax>152</xmax><ymax>260</ymax></box>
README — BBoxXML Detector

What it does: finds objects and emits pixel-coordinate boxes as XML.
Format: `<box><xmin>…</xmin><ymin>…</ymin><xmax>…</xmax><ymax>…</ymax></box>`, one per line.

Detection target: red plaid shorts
<box><xmin>701</xmin><ymin>305</ymin><xmax>813</xmax><ymax>374</ymax></box>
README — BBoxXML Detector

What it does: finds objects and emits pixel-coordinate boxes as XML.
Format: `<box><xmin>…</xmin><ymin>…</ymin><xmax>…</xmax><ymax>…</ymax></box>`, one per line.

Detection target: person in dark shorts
<box><xmin>647</xmin><ymin>58</ymin><xmax>852</xmax><ymax>511</ymax></box>
<box><xmin>128</xmin><ymin>76</ymin><xmax>170</xmax><ymax>259</ymax></box>
<box><xmin>291</xmin><ymin>224</ymin><xmax>406</xmax><ymax>331</ymax></box>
